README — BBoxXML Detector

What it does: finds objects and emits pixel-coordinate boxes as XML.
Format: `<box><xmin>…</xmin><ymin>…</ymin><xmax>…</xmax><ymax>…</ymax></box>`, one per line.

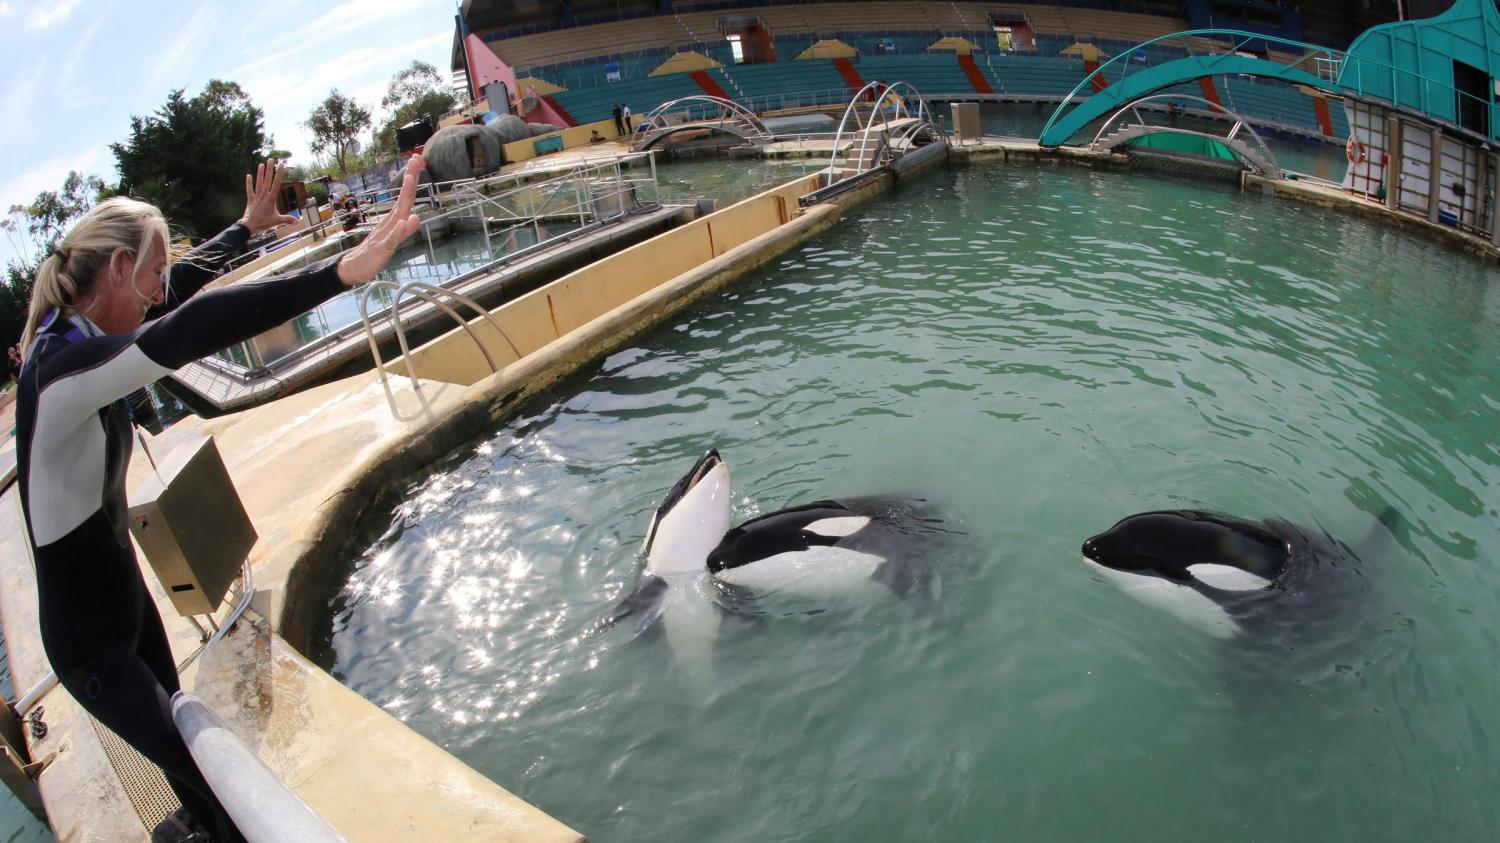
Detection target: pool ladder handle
<box><xmin>357</xmin><ymin>280</ymin><xmax>522</xmax><ymax>412</ymax></box>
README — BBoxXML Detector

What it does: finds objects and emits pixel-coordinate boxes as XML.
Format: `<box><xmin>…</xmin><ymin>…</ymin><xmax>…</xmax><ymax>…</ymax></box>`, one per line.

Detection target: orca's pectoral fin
<box><xmin>873</xmin><ymin>555</ymin><xmax>939</xmax><ymax>606</ymax></box>
<box><xmin>710</xmin><ymin>579</ymin><xmax>769</xmax><ymax>631</ymax></box>
<box><xmin>602</xmin><ymin>575</ymin><xmax>670</xmax><ymax>639</ymax></box>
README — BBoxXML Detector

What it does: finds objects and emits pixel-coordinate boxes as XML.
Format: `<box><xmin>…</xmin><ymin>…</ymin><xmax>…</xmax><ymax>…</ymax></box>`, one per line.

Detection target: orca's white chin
<box><xmin>1081</xmin><ymin>557</ymin><xmax>1240</xmax><ymax>639</ymax></box>
<box><xmin>647</xmin><ymin>462</ymin><xmax>733</xmax><ymax>576</ymax></box>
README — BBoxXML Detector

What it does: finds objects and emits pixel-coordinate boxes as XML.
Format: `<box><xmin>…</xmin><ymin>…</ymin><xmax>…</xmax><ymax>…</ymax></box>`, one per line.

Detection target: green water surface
<box><xmin>313</xmin><ymin>162</ymin><xmax>1499</xmax><ymax>841</ymax></box>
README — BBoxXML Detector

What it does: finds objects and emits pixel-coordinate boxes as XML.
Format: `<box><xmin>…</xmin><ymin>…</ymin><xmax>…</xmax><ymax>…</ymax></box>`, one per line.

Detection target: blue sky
<box><xmin>0</xmin><ymin>0</ymin><xmax>461</xmax><ymax>262</ymax></box>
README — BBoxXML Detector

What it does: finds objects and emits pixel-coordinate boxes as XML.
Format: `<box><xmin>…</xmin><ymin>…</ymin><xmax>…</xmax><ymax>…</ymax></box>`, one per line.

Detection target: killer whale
<box><xmin>1080</xmin><ymin>508</ymin><xmax>1399</xmax><ymax>638</ymax></box>
<box><xmin>604</xmin><ymin>450</ymin><xmax>946</xmax><ymax>655</ymax></box>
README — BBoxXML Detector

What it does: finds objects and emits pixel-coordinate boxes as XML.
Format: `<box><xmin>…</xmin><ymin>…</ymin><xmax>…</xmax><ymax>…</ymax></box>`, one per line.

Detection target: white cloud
<box><xmin>27</xmin><ymin>0</ymin><xmax>82</xmax><ymax>29</ymax></box>
<box><xmin>271</xmin><ymin>0</ymin><xmax>427</xmax><ymax>49</ymax></box>
<box><xmin>0</xmin><ymin>59</ymin><xmax>47</xmax><ymax>143</ymax></box>
<box><xmin>245</xmin><ymin>30</ymin><xmax>451</xmax><ymax>162</ymax></box>
<box><xmin>0</xmin><ymin>2</ymin><xmax>14</xmax><ymax>19</ymax></box>
<box><xmin>148</xmin><ymin>4</ymin><xmax>223</xmax><ymax>94</ymax></box>
<box><xmin>56</xmin><ymin>12</ymin><xmax>110</xmax><ymax>110</ymax></box>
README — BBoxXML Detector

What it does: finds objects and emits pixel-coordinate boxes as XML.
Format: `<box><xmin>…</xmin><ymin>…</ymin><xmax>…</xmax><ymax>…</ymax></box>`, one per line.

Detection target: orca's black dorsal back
<box><xmin>705</xmin><ymin>502</ymin><xmax>851</xmax><ymax>572</ymax></box>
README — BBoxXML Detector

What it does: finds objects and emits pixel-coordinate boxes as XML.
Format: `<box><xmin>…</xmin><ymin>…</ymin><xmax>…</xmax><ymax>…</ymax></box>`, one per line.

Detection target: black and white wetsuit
<box><xmin>16</xmin><ymin>223</ymin><xmax>346</xmax><ymax>841</ymax></box>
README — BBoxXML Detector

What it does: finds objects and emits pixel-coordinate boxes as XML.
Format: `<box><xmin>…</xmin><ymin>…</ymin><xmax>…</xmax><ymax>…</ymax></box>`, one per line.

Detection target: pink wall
<box><xmin>464</xmin><ymin>33</ymin><xmax>573</xmax><ymax>126</ymax></box>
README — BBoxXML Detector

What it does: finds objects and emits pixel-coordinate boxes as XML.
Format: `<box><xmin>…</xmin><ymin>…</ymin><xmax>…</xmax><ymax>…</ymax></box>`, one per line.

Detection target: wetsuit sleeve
<box><xmin>148</xmin><ymin>223</ymin><xmax>253</xmax><ymax>319</ymax></box>
<box><xmin>30</xmin><ymin>256</ymin><xmax>346</xmax><ymax>429</ymax></box>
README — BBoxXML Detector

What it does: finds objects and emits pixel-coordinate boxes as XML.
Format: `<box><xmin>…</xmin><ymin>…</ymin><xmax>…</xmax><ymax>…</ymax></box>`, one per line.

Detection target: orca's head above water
<box><xmin>642</xmin><ymin>450</ymin><xmax>733</xmax><ymax>575</ymax></box>
<box><xmin>1081</xmin><ymin>510</ymin><xmax>1290</xmax><ymax>587</ymax></box>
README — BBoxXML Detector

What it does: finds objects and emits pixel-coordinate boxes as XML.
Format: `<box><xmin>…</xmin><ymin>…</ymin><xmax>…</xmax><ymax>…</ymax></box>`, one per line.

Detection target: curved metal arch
<box><xmin>632</xmin><ymin>95</ymin><xmax>773</xmax><ymax>151</ymax></box>
<box><xmin>829</xmin><ymin>81</ymin><xmax>936</xmax><ymax>178</ymax></box>
<box><xmin>1088</xmin><ymin>92</ymin><xmax>1281</xmax><ymax>177</ymax></box>
<box><xmin>633</xmin><ymin>122</ymin><xmax>761</xmax><ymax>150</ymax></box>
<box><xmin>1038</xmin><ymin>29</ymin><xmax>1345</xmax><ymax>147</ymax></box>
<box><xmin>887</xmin><ymin>120</ymin><xmax>948</xmax><ymax>155</ymax></box>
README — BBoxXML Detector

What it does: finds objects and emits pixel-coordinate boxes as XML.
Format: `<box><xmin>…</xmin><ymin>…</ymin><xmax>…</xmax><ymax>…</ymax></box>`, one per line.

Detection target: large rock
<box><xmin>527</xmin><ymin>122</ymin><xmax>562</xmax><ymax>137</ymax></box>
<box><xmin>423</xmin><ymin>124</ymin><xmax>505</xmax><ymax>182</ymax></box>
<box><xmin>489</xmin><ymin>114</ymin><xmax>533</xmax><ymax>144</ymax></box>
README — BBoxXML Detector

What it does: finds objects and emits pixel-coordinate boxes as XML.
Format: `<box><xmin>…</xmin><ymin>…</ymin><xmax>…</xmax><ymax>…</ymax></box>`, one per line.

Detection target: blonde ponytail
<box><xmin>19</xmin><ymin>198</ymin><xmax>169</xmax><ymax>358</ymax></box>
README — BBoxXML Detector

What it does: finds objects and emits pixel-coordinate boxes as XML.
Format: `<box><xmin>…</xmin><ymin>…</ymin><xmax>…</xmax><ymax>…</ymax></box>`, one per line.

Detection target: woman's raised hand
<box><xmin>240</xmin><ymin>158</ymin><xmax>298</xmax><ymax>235</ymax></box>
<box><xmin>336</xmin><ymin>156</ymin><xmax>427</xmax><ymax>285</ymax></box>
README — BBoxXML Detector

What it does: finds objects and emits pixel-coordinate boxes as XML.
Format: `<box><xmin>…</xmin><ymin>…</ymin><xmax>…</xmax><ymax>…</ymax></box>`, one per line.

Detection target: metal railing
<box><xmin>738</xmin><ymin>87</ymin><xmax>856</xmax><ymax>115</ymax></box>
<box><xmin>173</xmin><ymin>690</ymin><xmax>349</xmax><ymax>843</ymax></box>
<box><xmin>633</xmin><ymin>96</ymin><xmax>775</xmax><ymax>149</ymax></box>
<box><xmin>826</xmin><ymin>81</ymin><xmax>945</xmax><ymax>180</ymax></box>
<box><xmin>1087</xmin><ymin>92</ymin><xmax>1283</xmax><ymax>178</ymax></box>
<box><xmin>195</xmin><ymin>154</ymin><xmax>661</xmax><ymax>382</ymax></box>
<box><xmin>357</xmin><ymin>281</ymin><xmax>521</xmax><ymax>402</ymax></box>
<box><xmin>417</xmin><ymin>151</ymin><xmax>660</xmax><ymax>259</ymax></box>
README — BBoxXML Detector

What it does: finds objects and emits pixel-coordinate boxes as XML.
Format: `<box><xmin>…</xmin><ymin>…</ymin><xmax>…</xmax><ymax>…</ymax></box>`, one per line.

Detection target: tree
<box><xmin>112</xmin><ymin>80</ymin><xmax>272</xmax><ymax>238</ymax></box>
<box><xmin>306</xmin><ymin>90</ymin><xmax>372</xmax><ymax>177</ymax></box>
<box><xmin>374</xmin><ymin>61</ymin><xmax>457</xmax><ymax>156</ymax></box>
<box><xmin>3</xmin><ymin>171</ymin><xmax>106</xmax><ymax>259</ymax></box>
<box><xmin>0</xmin><ymin>171</ymin><xmax>108</xmax><ymax>356</ymax></box>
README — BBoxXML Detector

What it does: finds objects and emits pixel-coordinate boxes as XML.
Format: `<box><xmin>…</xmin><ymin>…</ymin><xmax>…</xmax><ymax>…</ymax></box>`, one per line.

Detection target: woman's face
<box><xmin>91</xmin><ymin>235</ymin><xmax>167</xmax><ymax>334</ymax></box>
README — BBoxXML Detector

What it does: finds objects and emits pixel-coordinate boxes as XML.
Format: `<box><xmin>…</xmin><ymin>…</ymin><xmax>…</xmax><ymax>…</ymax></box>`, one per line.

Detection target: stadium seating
<box><xmin>479</xmin><ymin>3</ymin><xmax>1344</xmax><ymax>140</ymax></box>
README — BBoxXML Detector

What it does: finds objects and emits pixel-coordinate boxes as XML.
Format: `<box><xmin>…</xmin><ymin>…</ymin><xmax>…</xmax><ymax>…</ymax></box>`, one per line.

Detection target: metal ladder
<box><xmin>357</xmin><ymin>280</ymin><xmax>522</xmax><ymax>398</ymax></box>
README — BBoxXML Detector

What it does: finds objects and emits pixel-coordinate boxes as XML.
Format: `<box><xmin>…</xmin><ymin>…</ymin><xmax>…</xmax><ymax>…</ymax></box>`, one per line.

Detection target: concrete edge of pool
<box><xmin>0</xmin><ymin>168</ymin><xmax>872</xmax><ymax>840</ymax></box>
<box><xmin>7</xmin><ymin>134</ymin><xmax>1486</xmax><ymax>840</ymax></box>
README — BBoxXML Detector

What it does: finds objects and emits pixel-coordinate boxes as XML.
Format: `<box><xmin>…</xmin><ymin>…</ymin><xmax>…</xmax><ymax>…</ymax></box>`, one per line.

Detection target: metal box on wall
<box><xmin>127</xmin><ymin>435</ymin><xmax>257</xmax><ymax>618</ymax></box>
<box><xmin>951</xmin><ymin>102</ymin><xmax>981</xmax><ymax>142</ymax></box>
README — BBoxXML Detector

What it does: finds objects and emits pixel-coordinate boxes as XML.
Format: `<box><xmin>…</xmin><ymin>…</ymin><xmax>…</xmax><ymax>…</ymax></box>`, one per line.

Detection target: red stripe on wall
<box><xmin>1084</xmin><ymin>59</ymin><xmax>1108</xmax><ymax>93</ymax></box>
<box><xmin>958</xmin><ymin>53</ymin><xmax>994</xmax><ymax>94</ymax></box>
<box><xmin>541</xmin><ymin>95</ymin><xmax>577</xmax><ymax>127</ymax></box>
<box><xmin>833</xmin><ymin>58</ymin><xmax>865</xmax><ymax>91</ymax></box>
<box><xmin>1312</xmin><ymin>96</ymin><xmax>1334</xmax><ymax>136</ymax></box>
<box><xmin>689</xmin><ymin>70</ymin><xmax>730</xmax><ymax>99</ymax></box>
<box><xmin>1198</xmin><ymin>77</ymin><xmax>1223</xmax><ymax>110</ymax></box>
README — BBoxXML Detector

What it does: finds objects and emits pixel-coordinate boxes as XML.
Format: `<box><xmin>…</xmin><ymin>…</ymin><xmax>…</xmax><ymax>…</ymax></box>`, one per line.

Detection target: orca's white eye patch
<box><xmin>1187</xmin><ymin>563</ymin><xmax>1272</xmax><ymax>591</ymax></box>
<box><xmin>803</xmin><ymin>516</ymin><xmax>869</xmax><ymax>538</ymax></box>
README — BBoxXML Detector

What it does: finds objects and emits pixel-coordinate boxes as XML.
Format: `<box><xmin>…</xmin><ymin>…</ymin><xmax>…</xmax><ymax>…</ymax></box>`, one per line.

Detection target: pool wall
<box><xmin>389</xmin><ymin>173</ymin><xmax>824</xmax><ymax>386</ymax></box>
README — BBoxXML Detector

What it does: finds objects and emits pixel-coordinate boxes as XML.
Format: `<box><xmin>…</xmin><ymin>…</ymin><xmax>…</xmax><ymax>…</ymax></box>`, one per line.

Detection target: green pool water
<box><xmin>312</xmin><ymin>161</ymin><xmax>1499</xmax><ymax>841</ymax></box>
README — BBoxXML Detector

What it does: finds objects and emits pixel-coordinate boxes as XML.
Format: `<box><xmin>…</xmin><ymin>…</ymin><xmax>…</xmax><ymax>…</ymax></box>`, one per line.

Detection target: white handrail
<box><xmin>172</xmin><ymin>692</ymin><xmax>349</xmax><ymax>843</ymax></box>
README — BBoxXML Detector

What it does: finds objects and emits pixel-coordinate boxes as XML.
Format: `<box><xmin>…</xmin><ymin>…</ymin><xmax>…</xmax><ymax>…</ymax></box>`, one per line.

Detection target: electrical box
<box><xmin>128</xmin><ymin>435</ymin><xmax>257</xmax><ymax>618</ymax></box>
<box><xmin>951</xmin><ymin>102</ymin><xmax>981</xmax><ymax>142</ymax></box>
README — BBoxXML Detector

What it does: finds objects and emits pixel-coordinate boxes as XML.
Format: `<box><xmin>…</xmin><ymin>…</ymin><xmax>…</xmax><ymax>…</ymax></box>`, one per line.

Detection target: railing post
<box><xmin>1490</xmin><ymin>150</ymin><xmax>1500</xmax><ymax>242</ymax></box>
<box><xmin>1428</xmin><ymin>126</ymin><xmax>1442</xmax><ymax>223</ymax></box>
<box><xmin>1386</xmin><ymin>115</ymin><xmax>1402</xmax><ymax>210</ymax></box>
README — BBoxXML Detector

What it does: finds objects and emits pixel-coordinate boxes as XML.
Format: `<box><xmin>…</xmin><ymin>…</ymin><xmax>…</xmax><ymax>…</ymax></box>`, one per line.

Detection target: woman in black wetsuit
<box><xmin>14</xmin><ymin>156</ymin><xmax>425</xmax><ymax>841</ymax></box>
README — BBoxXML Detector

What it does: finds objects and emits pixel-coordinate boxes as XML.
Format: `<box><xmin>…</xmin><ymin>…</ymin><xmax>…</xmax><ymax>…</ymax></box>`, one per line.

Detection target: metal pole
<box><xmin>1386</xmin><ymin>115</ymin><xmax>1402</xmax><ymax>209</ymax></box>
<box><xmin>1429</xmin><ymin>126</ymin><xmax>1442</xmax><ymax>223</ymax></box>
<box><xmin>1490</xmin><ymin>150</ymin><xmax>1500</xmax><ymax>242</ymax></box>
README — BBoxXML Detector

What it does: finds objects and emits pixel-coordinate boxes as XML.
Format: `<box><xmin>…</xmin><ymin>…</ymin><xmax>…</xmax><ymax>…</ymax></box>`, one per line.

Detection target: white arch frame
<box><xmin>826</xmin><ymin>81</ymin><xmax>943</xmax><ymax>178</ymax></box>
<box><xmin>632</xmin><ymin>95</ymin><xmax>773</xmax><ymax>150</ymax></box>
<box><xmin>1088</xmin><ymin>93</ymin><xmax>1282</xmax><ymax>178</ymax></box>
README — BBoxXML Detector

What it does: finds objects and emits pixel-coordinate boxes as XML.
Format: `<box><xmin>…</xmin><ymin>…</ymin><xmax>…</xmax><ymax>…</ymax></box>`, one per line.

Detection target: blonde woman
<box><xmin>15</xmin><ymin>156</ymin><xmax>425</xmax><ymax>842</ymax></box>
